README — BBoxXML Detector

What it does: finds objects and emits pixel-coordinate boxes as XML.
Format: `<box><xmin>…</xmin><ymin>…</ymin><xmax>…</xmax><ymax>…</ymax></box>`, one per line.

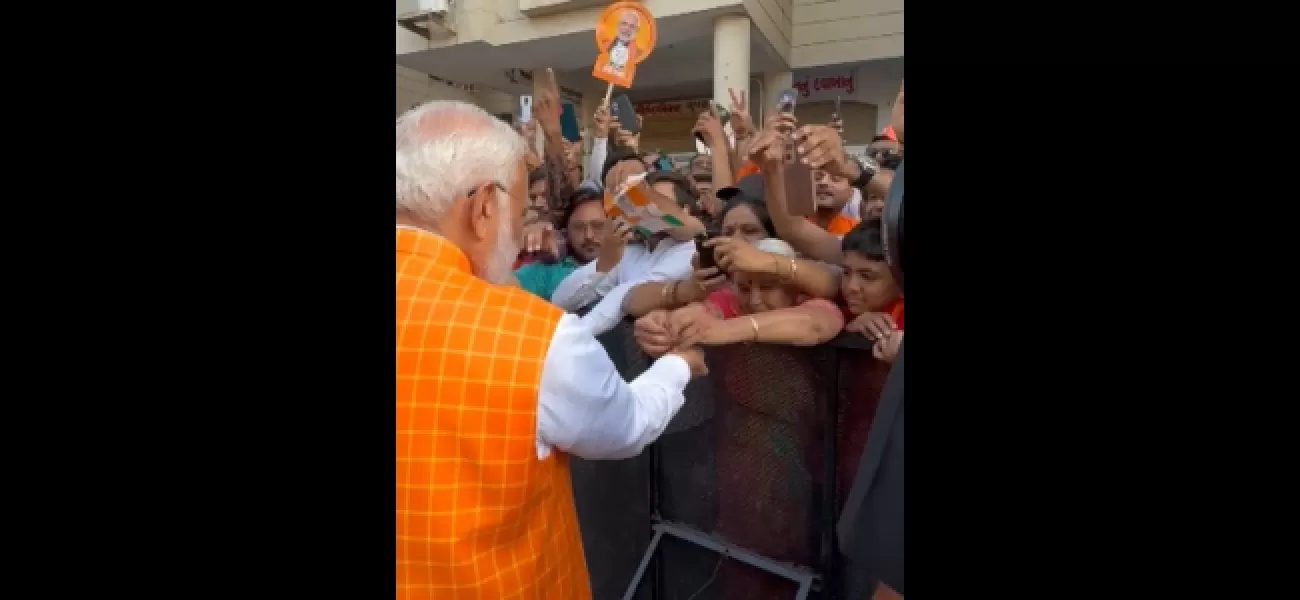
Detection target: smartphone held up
<box><xmin>777</xmin><ymin>88</ymin><xmax>797</xmax><ymax>115</ymax></box>
<box><xmin>694</xmin><ymin>232</ymin><xmax>717</xmax><ymax>270</ymax></box>
<box><xmin>831</xmin><ymin>96</ymin><xmax>844</xmax><ymax>133</ymax></box>
<box><xmin>775</xmin><ymin>88</ymin><xmax>815</xmax><ymax>217</ymax></box>
<box><xmin>519</xmin><ymin>95</ymin><xmax>533</xmax><ymax>123</ymax></box>
<box><xmin>610</xmin><ymin>93</ymin><xmax>640</xmax><ymax>134</ymax></box>
<box><xmin>783</xmin><ymin>161</ymin><xmax>817</xmax><ymax>217</ymax></box>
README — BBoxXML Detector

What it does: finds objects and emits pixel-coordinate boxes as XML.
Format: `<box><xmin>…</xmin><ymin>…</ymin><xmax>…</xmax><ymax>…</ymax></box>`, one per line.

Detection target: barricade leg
<box><xmin>622</xmin><ymin>529</ymin><xmax>664</xmax><ymax>600</ymax></box>
<box><xmin>624</xmin><ymin>518</ymin><xmax>820</xmax><ymax>600</ymax></box>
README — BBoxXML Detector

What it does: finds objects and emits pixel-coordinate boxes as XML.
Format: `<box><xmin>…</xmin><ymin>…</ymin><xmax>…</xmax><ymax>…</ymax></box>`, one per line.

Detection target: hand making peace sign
<box><xmin>727</xmin><ymin>87</ymin><xmax>753</xmax><ymax>139</ymax></box>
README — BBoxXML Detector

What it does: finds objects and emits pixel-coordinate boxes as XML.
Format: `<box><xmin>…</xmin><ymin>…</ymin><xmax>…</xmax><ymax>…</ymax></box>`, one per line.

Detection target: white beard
<box><xmin>477</xmin><ymin>212</ymin><xmax>519</xmax><ymax>285</ymax></box>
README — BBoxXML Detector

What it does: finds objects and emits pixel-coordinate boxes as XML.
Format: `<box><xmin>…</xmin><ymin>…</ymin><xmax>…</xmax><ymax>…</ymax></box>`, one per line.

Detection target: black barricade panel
<box><xmin>834</xmin><ymin>347</ymin><xmax>891</xmax><ymax>508</ymax></box>
<box><xmin>649</xmin><ymin>343</ymin><xmax>823</xmax><ymax>599</ymax></box>
<box><xmin>571</xmin><ymin>319</ymin><xmax>654</xmax><ymax>600</ymax></box>
<box><xmin>567</xmin><ymin>313</ymin><xmax>896</xmax><ymax>600</ymax></box>
<box><xmin>570</xmin><ymin>453</ymin><xmax>653</xmax><ymax>600</ymax></box>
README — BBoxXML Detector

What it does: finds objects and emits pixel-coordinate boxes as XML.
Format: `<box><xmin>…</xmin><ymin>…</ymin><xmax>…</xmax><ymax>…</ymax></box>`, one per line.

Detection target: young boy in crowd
<box><xmin>840</xmin><ymin>219</ymin><xmax>903</xmax><ymax>363</ymax></box>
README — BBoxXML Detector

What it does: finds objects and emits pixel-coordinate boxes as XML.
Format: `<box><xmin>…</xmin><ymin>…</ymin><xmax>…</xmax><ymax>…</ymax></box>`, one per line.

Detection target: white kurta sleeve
<box><xmin>535</xmin><ymin>313</ymin><xmax>692</xmax><ymax>460</ymax></box>
<box><xmin>642</xmin><ymin>240</ymin><xmax>698</xmax><ymax>282</ymax></box>
<box><xmin>550</xmin><ymin>259</ymin><xmax>617</xmax><ymax>311</ymax></box>
<box><xmin>576</xmin><ymin>279</ymin><xmax>636</xmax><ymax>337</ymax></box>
<box><xmin>577</xmin><ymin>239</ymin><xmax>699</xmax><ymax>335</ymax></box>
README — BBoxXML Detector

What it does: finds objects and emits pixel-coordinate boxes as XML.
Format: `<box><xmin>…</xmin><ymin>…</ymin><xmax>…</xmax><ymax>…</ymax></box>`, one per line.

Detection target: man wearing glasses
<box><xmin>514</xmin><ymin>186</ymin><xmax>618</xmax><ymax>302</ymax></box>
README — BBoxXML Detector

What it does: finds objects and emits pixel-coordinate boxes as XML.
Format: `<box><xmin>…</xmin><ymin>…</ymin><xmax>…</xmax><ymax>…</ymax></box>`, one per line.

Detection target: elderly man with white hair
<box><xmin>395</xmin><ymin>100</ymin><xmax>707</xmax><ymax>599</ymax></box>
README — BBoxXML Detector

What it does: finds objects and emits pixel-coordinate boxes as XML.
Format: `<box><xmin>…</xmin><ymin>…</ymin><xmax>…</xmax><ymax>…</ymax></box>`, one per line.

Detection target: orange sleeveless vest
<box><xmin>396</xmin><ymin>228</ymin><xmax>590</xmax><ymax>599</ymax></box>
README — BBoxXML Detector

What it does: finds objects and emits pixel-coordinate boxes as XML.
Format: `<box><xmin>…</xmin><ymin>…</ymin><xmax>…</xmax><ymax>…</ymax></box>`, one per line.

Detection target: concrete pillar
<box><xmin>455</xmin><ymin>0</ymin><xmax>498</xmax><ymax>43</ymax></box>
<box><xmin>762</xmin><ymin>71</ymin><xmax>792</xmax><ymax>120</ymax></box>
<box><xmin>713</xmin><ymin>15</ymin><xmax>751</xmax><ymax>112</ymax></box>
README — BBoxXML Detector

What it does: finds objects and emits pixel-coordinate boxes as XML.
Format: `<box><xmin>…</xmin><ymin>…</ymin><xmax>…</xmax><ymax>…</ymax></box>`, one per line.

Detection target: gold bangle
<box><xmin>748</xmin><ymin>315</ymin><xmax>760</xmax><ymax>341</ymax></box>
<box><xmin>661</xmin><ymin>282</ymin><xmax>674</xmax><ymax>306</ymax></box>
<box><xmin>789</xmin><ymin>258</ymin><xmax>797</xmax><ymax>280</ymax></box>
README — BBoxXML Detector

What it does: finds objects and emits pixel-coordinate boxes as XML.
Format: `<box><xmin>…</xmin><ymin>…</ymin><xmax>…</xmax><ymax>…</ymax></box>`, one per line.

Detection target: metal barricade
<box><xmin>571</xmin><ymin>319</ymin><xmax>890</xmax><ymax>600</ymax></box>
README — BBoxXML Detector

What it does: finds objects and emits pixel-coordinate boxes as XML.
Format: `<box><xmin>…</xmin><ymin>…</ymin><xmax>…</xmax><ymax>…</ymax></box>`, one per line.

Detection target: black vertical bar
<box><xmin>820</xmin><ymin>346</ymin><xmax>841</xmax><ymax>599</ymax></box>
<box><xmin>649</xmin><ymin>441</ymin><xmax>663</xmax><ymax>600</ymax></box>
<box><xmin>642</xmin><ymin>319</ymin><xmax>662</xmax><ymax>600</ymax></box>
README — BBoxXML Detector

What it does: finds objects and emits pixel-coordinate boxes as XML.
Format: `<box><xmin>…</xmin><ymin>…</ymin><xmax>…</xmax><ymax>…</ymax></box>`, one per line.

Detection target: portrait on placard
<box><xmin>592</xmin><ymin>1</ymin><xmax>657</xmax><ymax>88</ymax></box>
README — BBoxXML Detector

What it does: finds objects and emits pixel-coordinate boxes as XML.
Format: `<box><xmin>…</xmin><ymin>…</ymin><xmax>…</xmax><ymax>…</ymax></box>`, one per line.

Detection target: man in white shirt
<box><xmin>550</xmin><ymin>157</ymin><xmax>704</xmax><ymax>334</ymax></box>
<box><xmin>395</xmin><ymin>100</ymin><xmax>708</xmax><ymax>598</ymax></box>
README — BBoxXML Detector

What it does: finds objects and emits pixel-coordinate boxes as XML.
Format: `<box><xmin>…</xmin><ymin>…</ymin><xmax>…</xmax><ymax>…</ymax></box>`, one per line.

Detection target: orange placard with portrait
<box><xmin>592</xmin><ymin>1</ymin><xmax>657</xmax><ymax>89</ymax></box>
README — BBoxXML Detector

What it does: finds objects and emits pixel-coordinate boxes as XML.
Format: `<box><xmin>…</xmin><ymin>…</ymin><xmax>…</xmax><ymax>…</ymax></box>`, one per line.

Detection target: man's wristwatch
<box><xmin>849</xmin><ymin>155</ymin><xmax>880</xmax><ymax>190</ymax></box>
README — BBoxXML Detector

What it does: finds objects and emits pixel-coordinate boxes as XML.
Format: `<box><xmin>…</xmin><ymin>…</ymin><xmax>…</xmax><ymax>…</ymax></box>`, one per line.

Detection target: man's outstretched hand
<box><xmin>634</xmin><ymin>310</ymin><xmax>709</xmax><ymax>376</ymax></box>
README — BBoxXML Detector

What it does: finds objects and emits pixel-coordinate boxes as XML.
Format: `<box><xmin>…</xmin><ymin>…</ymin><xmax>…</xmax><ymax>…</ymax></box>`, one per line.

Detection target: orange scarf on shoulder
<box><xmin>822</xmin><ymin>214</ymin><xmax>859</xmax><ymax>236</ymax></box>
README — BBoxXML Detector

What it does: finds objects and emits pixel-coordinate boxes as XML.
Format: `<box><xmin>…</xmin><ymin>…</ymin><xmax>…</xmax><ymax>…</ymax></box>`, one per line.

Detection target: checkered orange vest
<box><xmin>396</xmin><ymin>227</ymin><xmax>590</xmax><ymax>599</ymax></box>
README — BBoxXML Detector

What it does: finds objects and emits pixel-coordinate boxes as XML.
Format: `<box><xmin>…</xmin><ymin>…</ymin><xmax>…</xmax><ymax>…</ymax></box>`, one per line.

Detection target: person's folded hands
<box><xmin>670</xmin><ymin>303</ymin><xmax>724</xmax><ymax>347</ymax></box>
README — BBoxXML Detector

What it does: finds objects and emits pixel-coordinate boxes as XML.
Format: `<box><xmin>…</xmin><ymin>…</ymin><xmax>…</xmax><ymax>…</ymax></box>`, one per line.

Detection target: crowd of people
<box><xmin>396</xmin><ymin>75</ymin><xmax>904</xmax><ymax>598</ymax></box>
<box><xmin>507</xmin><ymin>84</ymin><xmax>905</xmax><ymax>362</ymax></box>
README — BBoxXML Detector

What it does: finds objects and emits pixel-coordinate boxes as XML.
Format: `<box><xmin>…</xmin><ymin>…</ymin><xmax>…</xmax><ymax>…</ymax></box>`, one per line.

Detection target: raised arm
<box><xmin>708</xmin><ymin>236</ymin><xmax>841</xmax><ymax>299</ymax></box>
<box><xmin>759</xmin><ymin>141</ymin><xmax>845</xmax><ymax>264</ymax></box>
<box><xmin>675</xmin><ymin>299</ymin><xmax>844</xmax><ymax>347</ymax></box>
<box><xmin>534</xmin><ymin>72</ymin><xmax>576</xmax><ymax>224</ymax></box>
<box><xmin>585</xmin><ymin>104</ymin><xmax>611</xmax><ymax>186</ymax></box>
<box><xmin>794</xmin><ymin>123</ymin><xmax>894</xmax><ymax>209</ymax></box>
<box><xmin>726</xmin><ymin>87</ymin><xmax>754</xmax><ymax>192</ymax></box>
<box><xmin>692</xmin><ymin>111</ymin><xmax>732</xmax><ymax>217</ymax></box>
<box><xmin>622</xmin><ymin>252</ymin><xmax>725</xmax><ymax>318</ymax></box>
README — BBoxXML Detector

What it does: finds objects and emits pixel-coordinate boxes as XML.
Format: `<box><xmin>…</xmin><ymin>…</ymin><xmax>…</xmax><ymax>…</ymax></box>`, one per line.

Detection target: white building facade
<box><xmin>396</xmin><ymin>0</ymin><xmax>902</xmax><ymax>153</ymax></box>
